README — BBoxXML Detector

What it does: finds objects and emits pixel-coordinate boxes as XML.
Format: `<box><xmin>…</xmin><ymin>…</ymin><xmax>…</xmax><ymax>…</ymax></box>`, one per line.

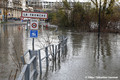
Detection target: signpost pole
<box><xmin>32</xmin><ymin>38</ymin><xmax>34</xmax><ymax>50</ymax></box>
<box><xmin>30</xmin><ymin>19</ymin><xmax>39</xmax><ymax>51</ymax></box>
<box><xmin>27</xmin><ymin>20</ymin><xmax>28</xmax><ymax>31</ymax></box>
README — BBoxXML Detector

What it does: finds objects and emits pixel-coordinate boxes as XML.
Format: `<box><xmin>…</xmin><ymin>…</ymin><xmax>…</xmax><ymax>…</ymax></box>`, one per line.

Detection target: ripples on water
<box><xmin>0</xmin><ymin>24</ymin><xmax>120</xmax><ymax>80</ymax></box>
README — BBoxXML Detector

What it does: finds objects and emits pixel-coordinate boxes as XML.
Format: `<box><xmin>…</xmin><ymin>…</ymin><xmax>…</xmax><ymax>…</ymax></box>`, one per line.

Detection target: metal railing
<box><xmin>17</xmin><ymin>36</ymin><xmax>68</xmax><ymax>80</ymax></box>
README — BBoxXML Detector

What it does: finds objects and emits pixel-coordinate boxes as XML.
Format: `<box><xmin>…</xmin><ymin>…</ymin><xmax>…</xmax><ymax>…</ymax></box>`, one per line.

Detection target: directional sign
<box><xmin>21</xmin><ymin>11</ymin><xmax>48</xmax><ymax>19</ymax></box>
<box><xmin>30</xmin><ymin>30</ymin><xmax>38</xmax><ymax>38</ymax></box>
<box><xmin>30</xmin><ymin>19</ymin><xmax>38</xmax><ymax>30</ymax></box>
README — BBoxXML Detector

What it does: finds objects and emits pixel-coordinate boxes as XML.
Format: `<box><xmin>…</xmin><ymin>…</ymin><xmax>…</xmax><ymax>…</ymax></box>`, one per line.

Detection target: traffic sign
<box><xmin>30</xmin><ymin>19</ymin><xmax>38</xmax><ymax>30</ymax></box>
<box><xmin>21</xmin><ymin>11</ymin><xmax>48</xmax><ymax>19</ymax></box>
<box><xmin>32</xmin><ymin>23</ymin><xmax>37</xmax><ymax>28</ymax></box>
<box><xmin>30</xmin><ymin>30</ymin><xmax>38</xmax><ymax>38</ymax></box>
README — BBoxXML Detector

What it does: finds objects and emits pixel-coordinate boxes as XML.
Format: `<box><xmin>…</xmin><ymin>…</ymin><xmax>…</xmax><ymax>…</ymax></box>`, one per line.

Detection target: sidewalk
<box><xmin>0</xmin><ymin>21</ymin><xmax>27</xmax><ymax>25</ymax></box>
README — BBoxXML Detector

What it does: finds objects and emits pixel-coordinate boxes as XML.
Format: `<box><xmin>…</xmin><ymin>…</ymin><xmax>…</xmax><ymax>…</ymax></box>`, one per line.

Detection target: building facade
<box><xmin>0</xmin><ymin>0</ymin><xmax>23</xmax><ymax>21</ymax></box>
<box><xmin>26</xmin><ymin>0</ymin><xmax>91</xmax><ymax>11</ymax></box>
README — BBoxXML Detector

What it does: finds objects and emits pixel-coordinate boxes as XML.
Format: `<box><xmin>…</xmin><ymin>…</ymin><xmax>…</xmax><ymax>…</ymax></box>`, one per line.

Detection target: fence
<box><xmin>17</xmin><ymin>36</ymin><xmax>68</xmax><ymax>80</ymax></box>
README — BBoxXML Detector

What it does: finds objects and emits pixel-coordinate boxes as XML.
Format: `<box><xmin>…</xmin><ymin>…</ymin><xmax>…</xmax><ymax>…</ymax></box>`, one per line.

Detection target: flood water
<box><xmin>0</xmin><ymin>23</ymin><xmax>120</xmax><ymax>80</ymax></box>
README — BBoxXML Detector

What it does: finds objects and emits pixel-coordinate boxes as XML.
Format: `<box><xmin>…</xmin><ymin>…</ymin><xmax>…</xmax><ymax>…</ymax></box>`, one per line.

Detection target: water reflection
<box><xmin>46</xmin><ymin>31</ymin><xmax>120</xmax><ymax>80</ymax></box>
<box><xmin>0</xmin><ymin>24</ymin><xmax>25</xmax><ymax>80</ymax></box>
<box><xmin>1</xmin><ymin>23</ymin><xmax>120</xmax><ymax>80</ymax></box>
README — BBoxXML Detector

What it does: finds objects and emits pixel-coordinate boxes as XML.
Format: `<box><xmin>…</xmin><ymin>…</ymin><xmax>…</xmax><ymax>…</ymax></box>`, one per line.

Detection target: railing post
<box><xmin>25</xmin><ymin>64</ymin><xmax>30</xmax><ymax>80</ymax></box>
<box><xmin>45</xmin><ymin>47</ymin><xmax>49</xmax><ymax>67</ymax></box>
<box><xmin>65</xmin><ymin>38</ymin><xmax>67</xmax><ymax>52</ymax></box>
<box><xmin>55</xmin><ymin>45</ymin><xmax>57</xmax><ymax>61</ymax></box>
<box><xmin>39</xmin><ymin>50</ymin><xmax>42</xmax><ymax>74</ymax></box>
<box><xmin>62</xmin><ymin>40</ymin><xmax>64</xmax><ymax>54</ymax></box>
<box><xmin>21</xmin><ymin>56</ymin><xmax>25</xmax><ymax>65</ymax></box>
<box><xmin>29</xmin><ymin>50</ymin><xmax>32</xmax><ymax>59</ymax></box>
<box><xmin>63</xmin><ymin>38</ymin><xmax>65</xmax><ymax>53</ymax></box>
<box><xmin>52</xmin><ymin>45</ymin><xmax>54</xmax><ymax>59</ymax></box>
<box><xmin>58</xmin><ymin>43</ymin><xmax>60</xmax><ymax>60</ymax></box>
<box><xmin>33</xmin><ymin>57</ymin><xmax>38</xmax><ymax>80</ymax></box>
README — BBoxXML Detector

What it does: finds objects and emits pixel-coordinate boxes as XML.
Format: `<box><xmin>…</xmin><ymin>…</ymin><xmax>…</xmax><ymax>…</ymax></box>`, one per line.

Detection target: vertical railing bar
<box><xmin>25</xmin><ymin>64</ymin><xmax>30</xmax><ymax>80</ymax></box>
<box><xmin>52</xmin><ymin>45</ymin><xmax>54</xmax><ymax>59</ymax></box>
<box><xmin>58</xmin><ymin>43</ymin><xmax>60</xmax><ymax>60</ymax></box>
<box><xmin>55</xmin><ymin>45</ymin><xmax>57</xmax><ymax>61</ymax></box>
<box><xmin>29</xmin><ymin>50</ymin><xmax>32</xmax><ymax>59</ymax></box>
<box><xmin>33</xmin><ymin>56</ymin><xmax>37</xmax><ymax>80</ymax></box>
<box><xmin>45</xmin><ymin>47</ymin><xmax>49</xmax><ymax>67</ymax></box>
<box><xmin>21</xmin><ymin>56</ymin><xmax>25</xmax><ymax>65</ymax></box>
<box><xmin>39</xmin><ymin>50</ymin><xmax>42</xmax><ymax>74</ymax></box>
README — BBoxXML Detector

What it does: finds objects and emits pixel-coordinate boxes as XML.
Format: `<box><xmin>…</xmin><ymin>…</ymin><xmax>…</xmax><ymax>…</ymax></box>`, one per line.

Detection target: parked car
<box><xmin>17</xmin><ymin>18</ymin><xmax>21</xmax><ymax>21</ymax></box>
<box><xmin>8</xmin><ymin>17</ymin><xmax>20</xmax><ymax>21</ymax></box>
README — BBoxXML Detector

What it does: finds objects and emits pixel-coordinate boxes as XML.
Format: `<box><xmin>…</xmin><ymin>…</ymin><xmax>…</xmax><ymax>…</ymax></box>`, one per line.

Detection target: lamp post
<box><xmin>98</xmin><ymin>0</ymin><xmax>101</xmax><ymax>56</ymax></box>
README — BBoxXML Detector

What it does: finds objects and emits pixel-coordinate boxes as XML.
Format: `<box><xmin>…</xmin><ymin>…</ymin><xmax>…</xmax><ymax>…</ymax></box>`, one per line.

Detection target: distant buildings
<box><xmin>26</xmin><ymin>0</ymin><xmax>91</xmax><ymax>12</ymax></box>
<box><xmin>0</xmin><ymin>0</ymin><xmax>91</xmax><ymax>21</ymax></box>
<box><xmin>0</xmin><ymin>0</ymin><xmax>23</xmax><ymax>21</ymax></box>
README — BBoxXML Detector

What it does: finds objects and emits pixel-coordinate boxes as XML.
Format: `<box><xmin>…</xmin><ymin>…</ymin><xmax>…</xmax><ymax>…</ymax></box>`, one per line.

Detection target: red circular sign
<box><xmin>32</xmin><ymin>23</ymin><xmax>37</xmax><ymax>28</ymax></box>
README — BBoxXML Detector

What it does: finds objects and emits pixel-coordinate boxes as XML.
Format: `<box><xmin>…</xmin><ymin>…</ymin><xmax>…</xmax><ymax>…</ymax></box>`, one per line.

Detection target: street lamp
<box><xmin>98</xmin><ymin>0</ymin><xmax>101</xmax><ymax>55</ymax></box>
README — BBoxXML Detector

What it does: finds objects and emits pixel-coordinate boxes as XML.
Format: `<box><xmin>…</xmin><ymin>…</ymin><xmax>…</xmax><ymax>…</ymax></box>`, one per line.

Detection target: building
<box><xmin>0</xmin><ymin>0</ymin><xmax>23</xmax><ymax>21</ymax></box>
<box><xmin>12</xmin><ymin>0</ymin><xmax>23</xmax><ymax>18</ymax></box>
<box><xmin>26</xmin><ymin>0</ymin><xmax>91</xmax><ymax>11</ymax></box>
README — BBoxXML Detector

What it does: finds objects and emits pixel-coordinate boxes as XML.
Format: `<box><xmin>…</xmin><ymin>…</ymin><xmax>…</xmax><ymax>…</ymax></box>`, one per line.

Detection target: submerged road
<box><xmin>41</xmin><ymin>32</ymin><xmax>120</xmax><ymax>80</ymax></box>
<box><xmin>0</xmin><ymin>23</ymin><xmax>120</xmax><ymax>80</ymax></box>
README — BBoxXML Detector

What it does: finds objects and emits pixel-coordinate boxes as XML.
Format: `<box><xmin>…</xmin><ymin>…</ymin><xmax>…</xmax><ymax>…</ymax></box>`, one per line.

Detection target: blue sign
<box><xmin>30</xmin><ymin>30</ymin><xmax>38</xmax><ymax>38</ymax></box>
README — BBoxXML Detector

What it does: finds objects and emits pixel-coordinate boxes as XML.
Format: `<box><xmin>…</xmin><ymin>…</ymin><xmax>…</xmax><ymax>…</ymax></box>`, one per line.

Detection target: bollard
<box><xmin>38</xmin><ymin>50</ymin><xmax>42</xmax><ymax>74</ymax></box>
<box><xmin>45</xmin><ymin>47</ymin><xmax>49</xmax><ymax>67</ymax></box>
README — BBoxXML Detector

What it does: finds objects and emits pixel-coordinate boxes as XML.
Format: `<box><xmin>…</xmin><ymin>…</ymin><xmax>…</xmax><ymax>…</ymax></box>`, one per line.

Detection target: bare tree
<box><xmin>91</xmin><ymin>0</ymin><xmax>118</xmax><ymax>14</ymax></box>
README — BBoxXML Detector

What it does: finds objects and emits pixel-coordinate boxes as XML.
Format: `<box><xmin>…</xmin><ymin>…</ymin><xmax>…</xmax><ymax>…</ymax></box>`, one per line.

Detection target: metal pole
<box><xmin>32</xmin><ymin>38</ymin><xmax>34</xmax><ymax>50</ymax></box>
<box><xmin>27</xmin><ymin>20</ymin><xmax>28</xmax><ymax>31</ymax></box>
<box><xmin>58</xmin><ymin>43</ymin><xmax>60</xmax><ymax>60</ymax></box>
<box><xmin>52</xmin><ymin>45</ymin><xmax>54</xmax><ymax>59</ymax></box>
<box><xmin>55</xmin><ymin>45</ymin><xmax>57</xmax><ymax>61</ymax></box>
<box><xmin>45</xmin><ymin>47</ymin><xmax>49</xmax><ymax>67</ymax></box>
<box><xmin>39</xmin><ymin>50</ymin><xmax>42</xmax><ymax>74</ymax></box>
<box><xmin>21</xmin><ymin>56</ymin><xmax>25</xmax><ymax>65</ymax></box>
<box><xmin>25</xmin><ymin>64</ymin><xmax>30</xmax><ymax>80</ymax></box>
<box><xmin>98</xmin><ymin>0</ymin><xmax>101</xmax><ymax>56</ymax></box>
<box><xmin>33</xmin><ymin>57</ymin><xmax>37</xmax><ymax>80</ymax></box>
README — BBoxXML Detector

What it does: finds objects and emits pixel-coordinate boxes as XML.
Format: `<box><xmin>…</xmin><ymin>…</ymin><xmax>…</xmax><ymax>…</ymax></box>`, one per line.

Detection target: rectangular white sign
<box><xmin>21</xmin><ymin>11</ymin><xmax>48</xmax><ymax>19</ymax></box>
<box><xmin>30</xmin><ymin>19</ymin><xmax>38</xmax><ymax>30</ymax></box>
